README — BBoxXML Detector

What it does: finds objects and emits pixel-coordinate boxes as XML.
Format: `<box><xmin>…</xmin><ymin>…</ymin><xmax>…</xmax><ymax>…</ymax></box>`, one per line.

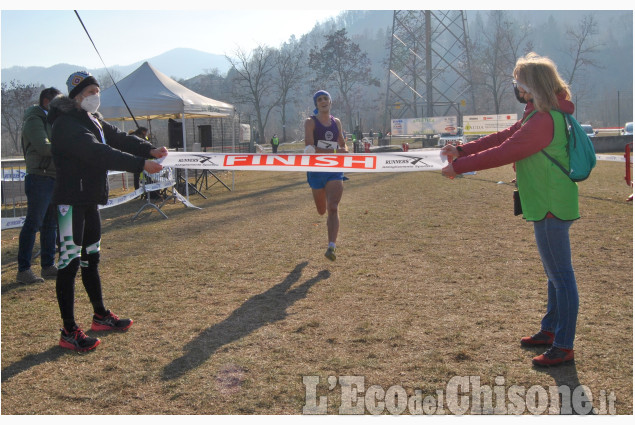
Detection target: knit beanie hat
<box><xmin>313</xmin><ymin>90</ymin><xmax>331</xmax><ymax>115</ymax></box>
<box><xmin>66</xmin><ymin>71</ymin><xmax>99</xmax><ymax>99</ymax></box>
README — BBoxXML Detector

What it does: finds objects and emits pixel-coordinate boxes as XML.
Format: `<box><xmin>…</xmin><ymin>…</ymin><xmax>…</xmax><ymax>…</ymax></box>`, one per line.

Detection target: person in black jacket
<box><xmin>48</xmin><ymin>71</ymin><xmax>168</xmax><ymax>351</ymax></box>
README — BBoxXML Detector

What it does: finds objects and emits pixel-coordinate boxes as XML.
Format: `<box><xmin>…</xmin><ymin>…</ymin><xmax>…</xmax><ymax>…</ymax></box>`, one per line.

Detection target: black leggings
<box><xmin>55</xmin><ymin>204</ymin><xmax>107</xmax><ymax>331</ymax></box>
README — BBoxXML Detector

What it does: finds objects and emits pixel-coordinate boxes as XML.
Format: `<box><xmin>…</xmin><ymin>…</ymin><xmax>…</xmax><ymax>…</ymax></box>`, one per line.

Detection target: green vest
<box><xmin>515</xmin><ymin>110</ymin><xmax>579</xmax><ymax>221</ymax></box>
<box><xmin>272</xmin><ymin>137</ymin><xmax>279</xmax><ymax>145</ymax></box>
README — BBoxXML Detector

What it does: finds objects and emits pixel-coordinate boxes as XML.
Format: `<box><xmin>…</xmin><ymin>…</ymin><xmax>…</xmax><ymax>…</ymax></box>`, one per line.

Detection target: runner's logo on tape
<box><xmin>177</xmin><ymin>155</ymin><xmax>221</xmax><ymax>167</ymax></box>
<box><xmin>382</xmin><ymin>155</ymin><xmax>437</xmax><ymax>169</ymax></box>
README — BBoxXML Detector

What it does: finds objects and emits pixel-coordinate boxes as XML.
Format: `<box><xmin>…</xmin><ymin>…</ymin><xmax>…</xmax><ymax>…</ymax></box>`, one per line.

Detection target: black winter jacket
<box><xmin>48</xmin><ymin>96</ymin><xmax>155</xmax><ymax>205</ymax></box>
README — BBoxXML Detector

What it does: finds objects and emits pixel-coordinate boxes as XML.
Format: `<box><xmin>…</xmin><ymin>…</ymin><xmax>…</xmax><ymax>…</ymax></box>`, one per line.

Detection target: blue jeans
<box><xmin>533</xmin><ymin>217</ymin><xmax>579</xmax><ymax>350</ymax></box>
<box><xmin>17</xmin><ymin>174</ymin><xmax>57</xmax><ymax>271</ymax></box>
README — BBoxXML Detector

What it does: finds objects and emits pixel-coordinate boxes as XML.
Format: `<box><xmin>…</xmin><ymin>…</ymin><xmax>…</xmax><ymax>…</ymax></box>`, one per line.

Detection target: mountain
<box><xmin>130</xmin><ymin>48</ymin><xmax>231</xmax><ymax>80</ymax></box>
<box><xmin>1</xmin><ymin>47</ymin><xmax>231</xmax><ymax>91</ymax></box>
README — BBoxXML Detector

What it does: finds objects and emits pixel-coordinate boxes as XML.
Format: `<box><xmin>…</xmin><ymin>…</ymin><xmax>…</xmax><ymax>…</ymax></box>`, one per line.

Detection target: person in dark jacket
<box><xmin>48</xmin><ymin>71</ymin><xmax>168</xmax><ymax>351</ymax></box>
<box><xmin>16</xmin><ymin>87</ymin><xmax>61</xmax><ymax>284</ymax></box>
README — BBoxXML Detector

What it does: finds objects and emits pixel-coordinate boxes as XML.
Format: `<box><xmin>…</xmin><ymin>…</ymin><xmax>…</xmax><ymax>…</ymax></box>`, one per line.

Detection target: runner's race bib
<box><xmin>317</xmin><ymin>140</ymin><xmax>339</xmax><ymax>150</ymax></box>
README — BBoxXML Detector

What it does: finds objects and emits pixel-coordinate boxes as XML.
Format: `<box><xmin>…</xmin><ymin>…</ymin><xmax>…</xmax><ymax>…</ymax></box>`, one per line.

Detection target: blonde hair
<box><xmin>513</xmin><ymin>52</ymin><xmax>571</xmax><ymax>112</ymax></box>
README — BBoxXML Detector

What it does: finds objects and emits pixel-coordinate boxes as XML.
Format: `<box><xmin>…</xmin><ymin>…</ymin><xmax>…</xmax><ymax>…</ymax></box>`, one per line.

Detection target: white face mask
<box><xmin>80</xmin><ymin>93</ymin><xmax>100</xmax><ymax>113</ymax></box>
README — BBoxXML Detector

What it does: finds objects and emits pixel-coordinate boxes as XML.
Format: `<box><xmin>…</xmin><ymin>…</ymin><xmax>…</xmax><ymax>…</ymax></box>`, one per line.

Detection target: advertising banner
<box><xmin>463</xmin><ymin>114</ymin><xmax>518</xmax><ymax>135</ymax></box>
<box><xmin>391</xmin><ymin>116</ymin><xmax>459</xmax><ymax>136</ymax></box>
<box><xmin>240</xmin><ymin>124</ymin><xmax>251</xmax><ymax>143</ymax></box>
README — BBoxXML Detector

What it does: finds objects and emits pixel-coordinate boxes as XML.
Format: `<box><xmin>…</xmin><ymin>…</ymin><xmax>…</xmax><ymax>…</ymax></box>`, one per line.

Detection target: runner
<box><xmin>304</xmin><ymin>90</ymin><xmax>349</xmax><ymax>261</ymax></box>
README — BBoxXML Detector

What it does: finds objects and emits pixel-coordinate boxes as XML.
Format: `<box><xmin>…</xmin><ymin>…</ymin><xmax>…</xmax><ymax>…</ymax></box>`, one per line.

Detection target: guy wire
<box><xmin>74</xmin><ymin>10</ymin><xmax>140</xmax><ymax>128</ymax></box>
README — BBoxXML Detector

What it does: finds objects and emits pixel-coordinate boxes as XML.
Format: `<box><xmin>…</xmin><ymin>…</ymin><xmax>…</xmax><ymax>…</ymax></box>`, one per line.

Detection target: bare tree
<box><xmin>563</xmin><ymin>14</ymin><xmax>603</xmax><ymax>87</ymax></box>
<box><xmin>1</xmin><ymin>80</ymin><xmax>42</xmax><ymax>156</ymax></box>
<box><xmin>204</xmin><ymin>67</ymin><xmax>221</xmax><ymax>77</ymax></box>
<box><xmin>275</xmin><ymin>39</ymin><xmax>306</xmax><ymax>143</ymax></box>
<box><xmin>471</xmin><ymin>11</ymin><xmax>532</xmax><ymax>114</ymax></box>
<box><xmin>226</xmin><ymin>45</ymin><xmax>280</xmax><ymax>145</ymax></box>
<box><xmin>309</xmin><ymin>28</ymin><xmax>378</xmax><ymax>132</ymax></box>
<box><xmin>96</xmin><ymin>69</ymin><xmax>122</xmax><ymax>90</ymax></box>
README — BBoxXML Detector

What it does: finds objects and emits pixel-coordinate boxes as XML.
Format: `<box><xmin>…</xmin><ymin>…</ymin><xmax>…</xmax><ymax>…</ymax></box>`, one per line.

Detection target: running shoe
<box><xmin>520</xmin><ymin>330</ymin><xmax>555</xmax><ymax>347</ymax></box>
<box><xmin>41</xmin><ymin>265</ymin><xmax>58</xmax><ymax>279</ymax></box>
<box><xmin>324</xmin><ymin>247</ymin><xmax>336</xmax><ymax>261</ymax></box>
<box><xmin>532</xmin><ymin>346</ymin><xmax>574</xmax><ymax>367</ymax></box>
<box><xmin>16</xmin><ymin>268</ymin><xmax>44</xmax><ymax>284</ymax></box>
<box><xmin>59</xmin><ymin>326</ymin><xmax>101</xmax><ymax>352</ymax></box>
<box><xmin>91</xmin><ymin>310</ymin><xmax>133</xmax><ymax>332</ymax></box>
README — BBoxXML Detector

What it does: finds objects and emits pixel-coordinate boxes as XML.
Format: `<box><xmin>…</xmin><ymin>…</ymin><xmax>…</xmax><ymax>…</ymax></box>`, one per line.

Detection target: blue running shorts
<box><xmin>306</xmin><ymin>172</ymin><xmax>348</xmax><ymax>189</ymax></box>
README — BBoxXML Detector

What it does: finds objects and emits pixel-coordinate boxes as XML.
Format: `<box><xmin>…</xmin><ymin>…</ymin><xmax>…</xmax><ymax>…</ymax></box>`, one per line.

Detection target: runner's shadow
<box><xmin>1</xmin><ymin>346</ymin><xmax>72</xmax><ymax>383</ymax></box>
<box><xmin>161</xmin><ymin>261</ymin><xmax>329</xmax><ymax>381</ymax></box>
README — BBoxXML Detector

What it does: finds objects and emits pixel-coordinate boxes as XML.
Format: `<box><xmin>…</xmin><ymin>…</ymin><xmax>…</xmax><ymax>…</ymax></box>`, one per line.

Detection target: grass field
<box><xmin>1</xmin><ymin>158</ymin><xmax>632</xmax><ymax>415</ymax></box>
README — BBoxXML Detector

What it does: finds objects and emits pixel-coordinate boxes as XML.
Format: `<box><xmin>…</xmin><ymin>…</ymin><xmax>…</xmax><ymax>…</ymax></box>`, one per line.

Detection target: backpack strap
<box><xmin>521</xmin><ymin>110</ymin><xmax>538</xmax><ymax>125</ymax></box>
<box><xmin>540</xmin><ymin>110</ymin><xmax>570</xmax><ymax>177</ymax></box>
<box><xmin>541</xmin><ymin>145</ymin><xmax>570</xmax><ymax>176</ymax></box>
<box><xmin>525</xmin><ymin>109</ymin><xmax>571</xmax><ymax>177</ymax></box>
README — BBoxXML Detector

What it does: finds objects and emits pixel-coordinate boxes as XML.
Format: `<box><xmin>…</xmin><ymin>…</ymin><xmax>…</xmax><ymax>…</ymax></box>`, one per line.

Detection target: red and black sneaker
<box><xmin>532</xmin><ymin>346</ymin><xmax>574</xmax><ymax>367</ymax></box>
<box><xmin>520</xmin><ymin>330</ymin><xmax>555</xmax><ymax>347</ymax></box>
<box><xmin>91</xmin><ymin>310</ymin><xmax>133</xmax><ymax>332</ymax></box>
<box><xmin>59</xmin><ymin>326</ymin><xmax>101</xmax><ymax>352</ymax></box>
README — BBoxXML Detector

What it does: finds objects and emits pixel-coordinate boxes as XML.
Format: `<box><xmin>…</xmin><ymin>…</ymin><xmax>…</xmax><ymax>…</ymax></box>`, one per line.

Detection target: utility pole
<box><xmin>385</xmin><ymin>10</ymin><xmax>475</xmax><ymax>130</ymax></box>
<box><xmin>617</xmin><ymin>90</ymin><xmax>622</xmax><ymax>127</ymax></box>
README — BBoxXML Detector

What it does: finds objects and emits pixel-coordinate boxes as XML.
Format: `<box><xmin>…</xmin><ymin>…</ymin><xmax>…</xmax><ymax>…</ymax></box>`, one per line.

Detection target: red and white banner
<box><xmin>158</xmin><ymin>151</ymin><xmax>449</xmax><ymax>173</ymax></box>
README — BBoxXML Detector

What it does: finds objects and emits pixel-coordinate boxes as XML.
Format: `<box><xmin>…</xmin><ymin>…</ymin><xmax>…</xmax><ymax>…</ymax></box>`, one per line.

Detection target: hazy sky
<box><xmin>2</xmin><ymin>1</ymin><xmax>628</xmax><ymax>70</ymax></box>
<box><xmin>1</xmin><ymin>5</ymin><xmax>342</xmax><ymax>69</ymax></box>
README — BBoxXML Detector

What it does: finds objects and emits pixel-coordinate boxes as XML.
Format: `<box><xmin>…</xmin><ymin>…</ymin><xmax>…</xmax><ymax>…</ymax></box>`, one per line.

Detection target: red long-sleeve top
<box><xmin>452</xmin><ymin>93</ymin><xmax>575</xmax><ymax>174</ymax></box>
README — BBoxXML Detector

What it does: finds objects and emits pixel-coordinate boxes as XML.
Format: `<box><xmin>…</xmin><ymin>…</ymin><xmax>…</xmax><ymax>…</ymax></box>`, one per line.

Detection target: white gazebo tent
<box><xmin>99</xmin><ymin>61</ymin><xmax>236</xmax><ymax>197</ymax></box>
<box><xmin>100</xmin><ymin>61</ymin><xmax>234</xmax><ymax>121</ymax></box>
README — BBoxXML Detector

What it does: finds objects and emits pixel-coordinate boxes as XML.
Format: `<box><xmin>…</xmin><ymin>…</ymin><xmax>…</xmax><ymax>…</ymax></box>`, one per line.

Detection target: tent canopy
<box><xmin>99</xmin><ymin>61</ymin><xmax>234</xmax><ymax>121</ymax></box>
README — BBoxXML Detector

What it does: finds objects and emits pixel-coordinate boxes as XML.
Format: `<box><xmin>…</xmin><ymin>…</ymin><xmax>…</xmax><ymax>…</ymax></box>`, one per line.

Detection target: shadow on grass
<box><xmin>1</xmin><ymin>280</ymin><xmax>25</xmax><ymax>295</ymax></box>
<box><xmin>1</xmin><ymin>346</ymin><xmax>75</xmax><ymax>383</ymax></box>
<box><xmin>534</xmin><ymin>361</ymin><xmax>596</xmax><ymax>414</ymax></box>
<box><xmin>161</xmin><ymin>261</ymin><xmax>330</xmax><ymax>381</ymax></box>
<box><xmin>1</xmin><ymin>277</ymin><xmax>55</xmax><ymax>295</ymax></box>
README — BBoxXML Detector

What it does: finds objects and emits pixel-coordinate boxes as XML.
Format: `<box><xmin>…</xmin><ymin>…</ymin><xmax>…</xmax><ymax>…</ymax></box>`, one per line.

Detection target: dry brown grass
<box><xmin>1</xmin><ymin>160</ymin><xmax>632</xmax><ymax>415</ymax></box>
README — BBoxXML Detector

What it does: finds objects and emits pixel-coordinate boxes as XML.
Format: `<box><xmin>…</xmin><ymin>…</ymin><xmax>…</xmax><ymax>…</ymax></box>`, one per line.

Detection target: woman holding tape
<box><xmin>304</xmin><ymin>90</ymin><xmax>349</xmax><ymax>261</ymax></box>
<box><xmin>441</xmin><ymin>53</ymin><xmax>580</xmax><ymax>367</ymax></box>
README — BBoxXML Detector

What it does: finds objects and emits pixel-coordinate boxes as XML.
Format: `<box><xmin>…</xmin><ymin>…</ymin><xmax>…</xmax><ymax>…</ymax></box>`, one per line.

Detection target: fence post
<box><xmin>625</xmin><ymin>143</ymin><xmax>632</xmax><ymax>186</ymax></box>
